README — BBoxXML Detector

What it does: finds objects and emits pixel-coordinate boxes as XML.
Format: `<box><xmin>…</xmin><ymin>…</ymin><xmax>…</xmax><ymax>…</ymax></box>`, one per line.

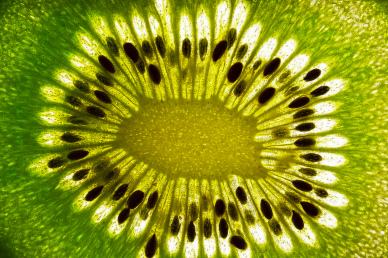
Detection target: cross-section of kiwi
<box><xmin>0</xmin><ymin>0</ymin><xmax>387</xmax><ymax>257</ymax></box>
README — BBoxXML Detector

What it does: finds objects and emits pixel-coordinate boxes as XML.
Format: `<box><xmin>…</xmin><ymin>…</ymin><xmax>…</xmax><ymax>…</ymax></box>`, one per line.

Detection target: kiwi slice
<box><xmin>0</xmin><ymin>0</ymin><xmax>387</xmax><ymax>257</ymax></box>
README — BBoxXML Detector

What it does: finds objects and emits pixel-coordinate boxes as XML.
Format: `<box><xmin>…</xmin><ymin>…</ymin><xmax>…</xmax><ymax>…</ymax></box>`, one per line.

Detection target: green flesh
<box><xmin>0</xmin><ymin>0</ymin><xmax>387</xmax><ymax>257</ymax></box>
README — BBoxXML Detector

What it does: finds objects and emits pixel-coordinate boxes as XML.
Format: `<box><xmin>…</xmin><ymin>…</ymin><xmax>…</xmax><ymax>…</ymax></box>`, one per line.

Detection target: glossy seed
<box><xmin>74</xmin><ymin>80</ymin><xmax>90</xmax><ymax>93</ymax></box>
<box><xmin>258</xmin><ymin>87</ymin><xmax>276</xmax><ymax>104</ymax></box>
<box><xmin>293</xmin><ymin>109</ymin><xmax>314</xmax><ymax>119</ymax></box>
<box><xmin>106</xmin><ymin>37</ymin><xmax>119</xmax><ymax>55</ymax></box>
<box><xmin>295</xmin><ymin>122</ymin><xmax>315</xmax><ymax>131</ymax></box>
<box><xmin>127</xmin><ymin>190</ymin><xmax>145</xmax><ymax>209</ymax></box>
<box><xmin>96</xmin><ymin>73</ymin><xmax>113</xmax><ymax>86</ymax></box>
<box><xmin>212</xmin><ymin>40</ymin><xmax>228</xmax><ymax>62</ymax></box>
<box><xmin>170</xmin><ymin>216</ymin><xmax>181</xmax><ymax>235</ymax></box>
<box><xmin>199</xmin><ymin>38</ymin><xmax>208</xmax><ymax>60</ymax></box>
<box><xmin>85</xmin><ymin>185</ymin><xmax>104</xmax><ymax>201</ymax></box>
<box><xmin>155</xmin><ymin>36</ymin><xmax>166</xmax><ymax>58</ymax></box>
<box><xmin>145</xmin><ymin>234</ymin><xmax>157</xmax><ymax>258</ymax></box>
<box><xmin>294</xmin><ymin>138</ymin><xmax>316</xmax><ymax>147</ymax></box>
<box><xmin>61</xmin><ymin>132</ymin><xmax>81</xmax><ymax>143</ymax></box>
<box><xmin>141</xmin><ymin>40</ymin><xmax>153</xmax><ymax>58</ymax></box>
<box><xmin>98</xmin><ymin>55</ymin><xmax>115</xmax><ymax>73</ymax></box>
<box><xmin>147</xmin><ymin>191</ymin><xmax>159</xmax><ymax>209</ymax></box>
<box><xmin>315</xmin><ymin>188</ymin><xmax>329</xmax><ymax>198</ymax></box>
<box><xmin>72</xmin><ymin>169</ymin><xmax>89</xmax><ymax>181</ymax></box>
<box><xmin>230</xmin><ymin>235</ymin><xmax>247</xmax><ymax>250</ymax></box>
<box><xmin>299</xmin><ymin>167</ymin><xmax>317</xmax><ymax>176</ymax></box>
<box><xmin>311</xmin><ymin>85</ymin><xmax>330</xmax><ymax>97</ymax></box>
<box><xmin>215</xmin><ymin>199</ymin><xmax>226</xmax><ymax>216</ymax></box>
<box><xmin>203</xmin><ymin>218</ymin><xmax>212</xmax><ymax>238</ymax></box>
<box><xmin>291</xmin><ymin>210</ymin><xmax>304</xmax><ymax>229</ymax></box>
<box><xmin>48</xmin><ymin>157</ymin><xmax>65</xmax><ymax>168</ymax></box>
<box><xmin>304</xmin><ymin>68</ymin><xmax>321</xmax><ymax>81</ymax></box>
<box><xmin>301</xmin><ymin>153</ymin><xmax>322</xmax><ymax>162</ymax></box>
<box><xmin>236</xmin><ymin>44</ymin><xmax>248</xmax><ymax>59</ymax></box>
<box><xmin>292</xmin><ymin>180</ymin><xmax>313</xmax><ymax>191</ymax></box>
<box><xmin>227</xmin><ymin>62</ymin><xmax>243</xmax><ymax>83</ymax></box>
<box><xmin>227</xmin><ymin>28</ymin><xmax>237</xmax><ymax>48</ymax></box>
<box><xmin>260</xmin><ymin>199</ymin><xmax>273</xmax><ymax>220</ymax></box>
<box><xmin>236</xmin><ymin>186</ymin><xmax>248</xmax><ymax>204</ymax></box>
<box><xmin>112</xmin><ymin>184</ymin><xmax>129</xmax><ymax>200</ymax></box>
<box><xmin>65</xmin><ymin>96</ymin><xmax>82</xmax><ymax>107</ymax></box>
<box><xmin>219</xmin><ymin>218</ymin><xmax>228</xmax><ymax>238</ymax></box>
<box><xmin>289</xmin><ymin>96</ymin><xmax>310</xmax><ymax>108</ymax></box>
<box><xmin>137</xmin><ymin>59</ymin><xmax>146</xmax><ymax>74</ymax></box>
<box><xmin>228</xmin><ymin>202</ymin><xmax>239</xmax><ymax>220</ymax></box>
<box><xmin>269</xmin><ymin>220</ymin><xmax>282</xmax><ymax>235</ymax></box>
<box><xmin>123</xmin><ymin>42</ymin><xmax>139</xmax><ymax>62</ymax></box>
<box><xmin>263</xmin><ymin>58</ymin><xmax>281</xmax><ymax>76</ymax></box>
<box><xmin>67</xmin><ymin>149</ymin><xmax>89</xmax><ymax>160</ymax></box>
<box><xmin>86</xmin><ymin>106</ymin><xmax>106</xmax><ymax>118</ymax></box>
<box><xmin>190</xmin><ymin>203</ymin><xmax>198</xmax><ymax>221</ymax></box>
<box><xmin>182</xmin><ymin>38</ymin><xmax>191</xmax><ymax>58</ymax></box>
<box><xmin>117</xmin><ymin>208</ymin><xmax>130</xmax><ymax>224</ymax></box>
<box><xmin>187</xmin><ymin>221</ymin><xmax>196</xmax><ymax>242</ymax></box>
<box><xmin>300</xmin><ymin>201</ymin><xmax>320</xmax><ymax>217</ymax></box>
<box><xmin>148</xmin><ymin>64</ymin><xmax>161</xmax><ymax>84</ymax></box>
<box><xmin>234</xmin><ymin>81</ymin><xmax>246</xmax><ymax>96</ymax></box>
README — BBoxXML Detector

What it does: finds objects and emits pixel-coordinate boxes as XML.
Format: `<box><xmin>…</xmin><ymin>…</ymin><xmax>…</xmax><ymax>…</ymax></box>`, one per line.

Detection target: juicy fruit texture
<box><xmin>0</xmin><ymin>0</ymin><xmax>387</xmax><ymax>258</ymax></box>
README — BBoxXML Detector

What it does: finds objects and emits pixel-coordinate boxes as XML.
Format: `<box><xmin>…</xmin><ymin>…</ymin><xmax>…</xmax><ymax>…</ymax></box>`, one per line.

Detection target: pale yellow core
<box><xmin>116</xmin><ymin>98</ymin><xmax>262</xmax><ymax>178</ymax></box>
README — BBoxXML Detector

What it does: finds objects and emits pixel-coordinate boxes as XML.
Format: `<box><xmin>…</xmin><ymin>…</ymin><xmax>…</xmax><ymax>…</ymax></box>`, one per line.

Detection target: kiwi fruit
<box><xmin>0</xmin><ymin>0</ymin><xmax>387</xmax><ymax>257</ymax></box>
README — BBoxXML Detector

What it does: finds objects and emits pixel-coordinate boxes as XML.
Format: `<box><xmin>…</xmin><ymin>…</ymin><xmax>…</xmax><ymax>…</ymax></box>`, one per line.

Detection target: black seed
<box><xmin>68</xmin><ymin>116</ymin><xmax>87</xmax><ymax>125</ymax></box>
<box><xmin>260</xmin><ymin>199</ymin><xmax>273</xmax><ymax>220</ymax></box>
<box><xmin>137</xmin><ymin>59</ymin><xmax>146</xmax><ymax>74</ymax></box>
<box><xmin>212</xmin><ymin>40</ymin><xmax>228</xmax><ymax>62</ymax></box>
<box><xmin>140</xmin><ymin>208</ymin><xmax>149</xmax><ymax>220</ymax></box>
<box><xmin>286</xmin><ymin>192</ymin><xmax>300</xmax><ymax>203</ymax></box>
<box><xmin>106</xmin><ymin>37</ymin><xmax>119</xmax><ymax>56</ymax></box>
<box><xmin>190</xmin><ymin>203</ymin><xmax>198</xmax><ymax>221</ymax></box>
<box><xmin>236</xmin><ymin>186</ymin><xmax>247</xmax><ymax>204</ymax></box>
<box><xmin>112</xmin><ymin>184</ymin><xmax>129</xmax><ymax>200</ymax></box>
<box><xmin>289</xmin><ymin>96</ymin><xmax>310</xmax><ymax>108</ymax></box>
<box><xmin>258</xmin><ymin>87</ymin><xmax>276</xmax><ymax>104</ymax></box>
<box><xmin>292</xmin><ymin>180</ymin><xmax>313</xmax><ymax>191</ymax></box>
<box><xmin>293</xmin><ymin>109</ymin><xmax>314</xmax><ymax>119</ymax></box>
<box><xmin>67</xmin><ymin>149</ymin><xmax>89</xmax><ymax>160</ymax></box>
<box><xmin>96</xmin><ymin>73</ymin><xmax>113</xmax><ymax>86</ymax></box>
<box><xmin>304</xmin><ymin>68</ymin><xmax>321</xmax><ymax>81</ymax></box>
<box><xmin>98</xmin><ymin>55</ymin><xmax>115</xmax><ymax>73</ymax></box>
<box><xmin>148</xmin><ymin>64</ymin><xmax>161</xmax><ymax>84</ymax></box>
<box><xmin>227</xmin><ymin>28</ymin><xmax>237</xmax><ymax>48</ymax></box>
<box><xmin>61</xmin><ymin>132</ymin><xmax>81</xmax><ymax>143</ymax></box>
<box><xmin>227</xmin><ymin>62</ymin><xmax>243</xmax><ymax>83</ymax></box>
<box><xmin>147</xmin><ymin>191</ymin><xmax>159</xmax><ymax>209</ymax></box>
<box><xmin>219</xmin><ymin>218</ymin><xmax>228</xmax><ymax>238</ymax></box>
<box><xmin>127</xmin><ymin>190</ymin><xmax>145</xmax><ymax>209</ymax></box>
<box><xmin>291</xmin><ymin>210</ymin><xmax>304</xmax><ymax>230</ymax></box>
<box><xmin>170</xmin><ymin>216</ymin><xmax>181</xmax><ymax>235</ymax></box>
<box><xmin>187</xmin><ymin>221</ymin><xmax>196</xmax><ymax>242</ymax></box>
<box><xmin>253</xmin><ymin>60</ymin><xmax>261</xmax><ymax>70</ymax></box>
<box><xmin>65</xmin><ymin>95</ymin><xmax>82</xmax><ymax>107</ymax></box>
<box><xmin>236</xmin><ymin>44</ymin><xmax>248</xmax><ymax>59</ymax></box>
<box><xmin>294</xmin><ymin>138</ymin><xmax>316</xmax><ymax>147</ymax></box>
<box><xmin>145</xmin><ymin>234</ymin><xmax>157</xmax><ymax>258</ymax></box>
<box><xmin>215</xmin><ymin>199</ymin><xmax>226</xmax><ymax>216</ymax></box>
<box><xmin>74</xmin><ymin>80</ymin><xmax>90</xmax><ymax>93</ymax></box>
<box><xmin>263</xmin><ymin>58</ymin><xmax>281</xmax><ymax>76</ymax></box>
<box><xmin>203</xmin><ymin>218</ymin><xmax>212</xmax><ymax>238</ymax></box>
<box><xmin>228</xmin><ymin>202</ymin><xmax>238</xmax><ymax>220</ymax></box>
<box><xmin>295</xmin><ymin>123</ymin><xmax>315</xmax><ymax>132</ymax></box>
<box><xmin>269</xmin><ymin>220</ymin><xmax>282</xmax><ymax>235</ymax></box>
<box><xmin>272</xmin><ymin>128</ymin><xmax>289</xmax><ymax>138</ymax></box>
<box><xmin>85</xmin><ymin>185</ymin><xmax>104</xmax><ymax>201</ymax></box>
<box><xmin>230</xmin><ymin>235</ymin><xmax>247</xmax><ymax>250</ymax></box>
<box><xmin>123</xmin><ymin>42</ymin><xmax>139</xmax><ymax>62</ymax></box>
<box><xmin>245</xmin><ymin>210</ymin><xmax>255</xmax><ymax>224</ymax></box>
<box><xmin>182</xmin><ymin>38</ymin><xmax>191</xmax><ymax>58</ymax></box>
<box><xmin>141</xmin><ymin>40</ymin><xmax>153</xmax><ymax>58</ymax></box>
<box><xmin>300</xmin><ymin>201</ymin><xmax>320</xmax><ymax>217</ymax></box>
<box><xmin>301</xmin><ymin>153</ymin><xmax>322</xmax><ymax>162</ymax></box>
<box><xmin>117</xmin><ymin>208</ymin><xmax>130</xmax><ymax>224</ymax></box>
<box><xmin>299</xmin><ymin>167</ymin><xmax>317</xmax><ymax>176</ymax></box>
<box><xmin>234</xmin><ymin>81</ymin><xmax>246</xmax><ymax>97</ymax></box>
<box><xmin>72</xmin><ymin>168</ymin><xmax>89</xmax><ymax>181</ymax></box>
<box><xmin>311</xmin><ymin>85</ymin><xmax>330</xmax><ymax>97</ymax></box>
<box><xmin>315</xmin><ymin>188</ymin><xmax>328</xmax><ymax>198</ymax></box>
<box><xmin>94</xmin><ymin>90</ymin><xmax>112</xmax><ymax>104</ymax></box>
<box><xmin>155</xmin><ymin>36</ymin><xmax>166</xmax><ymax>58</ymax></box>
<box><xmin>48</xmin><ymin>157</ymin><xmax>65</xmax><ymax>168</ymax></box>
<box><xmin>199</xmin><ymin>38</ymin><xmax>208</xmax><ymax>60</ymax></box>
<box><xmin>86</xmin><ymin>106</ymin><xmax>106</xmax><ymax>118</ymax></box>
